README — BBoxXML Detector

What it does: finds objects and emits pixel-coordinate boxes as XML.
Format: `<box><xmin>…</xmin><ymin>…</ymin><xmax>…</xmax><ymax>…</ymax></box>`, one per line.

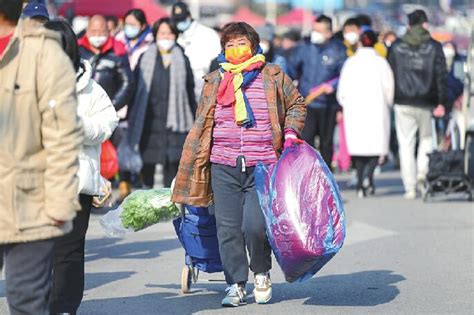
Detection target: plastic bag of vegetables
<box><xmin>100</xmin><ymin>188</ymin><xmax>180</xmax><ymax>237</ymax></box>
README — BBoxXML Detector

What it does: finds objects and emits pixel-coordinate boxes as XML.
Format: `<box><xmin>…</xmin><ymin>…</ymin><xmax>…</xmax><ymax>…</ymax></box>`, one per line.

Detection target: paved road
<box><xmin>1</xmin><ymin>171</ymin><xmax>473</xmax><ymax>314</ymax></box>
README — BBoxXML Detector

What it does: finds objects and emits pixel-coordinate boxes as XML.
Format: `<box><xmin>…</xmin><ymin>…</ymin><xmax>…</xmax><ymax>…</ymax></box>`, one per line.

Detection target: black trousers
<box><xmin>1</xmin><ymin>239</ymin><xmax>55</xmax><ymax>315</ymax></box>
<box><xmin>211</xmin><ymin>159</ymin><xmax>272</xmax><ymax>285</ymax></box>
<box><xmin>351</xmin><ymin>156</ymin><xmax>379</xmax><ymax>190</ymax></box>
<box><xmin>142</xmin><ymin>160</ymin><xmax>179</xmax><ymax>188</ymax></box>
<box><xmin>50</xmin><ymin>194</ymin><xmax>92</xmax><ymax>314</ymax></box>
<box><xmin>302</xmin><ymin>106</ymin><xmax>339</xmax><ymax>167</ymax></box>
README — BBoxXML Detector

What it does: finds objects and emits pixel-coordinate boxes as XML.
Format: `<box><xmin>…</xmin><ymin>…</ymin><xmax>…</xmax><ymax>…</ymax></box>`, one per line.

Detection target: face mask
<box><xmin>225</xmin><ymin>45</ymin><xmax>253</xmax><ymax>65</ymax></box>
<box><xmin>88</xmin><ymin>35</ymin><xmax>108</xmax><ymax>48</ymax></box>
<box><xmin>157</xmin><ymin>39</ymin><xmax>175</xmax><ymax>51</ymax></box>
<box><xmin>124</xmin><ymin>25</ymin><xmax>141</xmax><ymax>39</ymax></box>
<box><xmin>260</xmin><ymin>41</ymin><xmax>270</xmax><ymax>54</ymax></box>
<box><xmin>310</xmin><ymin>31</ymin><xmax>325</xmax><ymax>45</ymax></box>
<box><xmin>344</xmin><ymin>32</ymin><xmax>360</xmax><ymax>45</ymax></box>
<box><xmin>443</xmin><ymin>47</ymin><xmax>455</xmax><ymax>59</ymax></box>
<box><xmin>384</xmin><ymin>40</ymin><xmax>392</xmax><ymax>48</ymax></box>
<box><xmin>177</xmin><ymin>18</ymin><xmax>192</xmax><ymax>32</ymax></box>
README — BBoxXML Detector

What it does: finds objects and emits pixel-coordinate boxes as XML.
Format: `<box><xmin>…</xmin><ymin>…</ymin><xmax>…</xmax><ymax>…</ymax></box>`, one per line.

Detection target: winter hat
<box><xmin>171</xmin><ymin>1</ymin><xmax>191</xmax><ymax>23</ymax></box>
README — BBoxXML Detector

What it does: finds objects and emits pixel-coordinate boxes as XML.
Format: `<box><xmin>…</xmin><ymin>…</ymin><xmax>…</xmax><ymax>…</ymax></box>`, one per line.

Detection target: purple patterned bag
<box><xmin>255</xmin><ymin>142</ymin><xmax>346</xmax><ymax>282</ymax></box>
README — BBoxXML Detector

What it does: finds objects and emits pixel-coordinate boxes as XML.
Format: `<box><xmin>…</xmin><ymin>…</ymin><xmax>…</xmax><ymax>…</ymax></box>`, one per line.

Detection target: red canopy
<box><xmin>59</xmin><ymin>0</ymin><xmax>168</xmax><ymax>23</ymax></box>
<box><xmin>277</xmin><ymin>8</ymin><xmax>315</xmax><ymax>27</ymax></box>
<box><xmin>231</xmin><ymin>7</ymin><xmax>266</xmax><ymax>27</ymax></box>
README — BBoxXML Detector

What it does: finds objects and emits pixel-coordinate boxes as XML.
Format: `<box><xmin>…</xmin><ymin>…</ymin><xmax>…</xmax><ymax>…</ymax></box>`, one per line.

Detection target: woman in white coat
<box><xmin>44</xmin><ymin>21</ymin><xmax>119</xmax><ymax>314</ymax></box>
<box><xmin>337</xmin><ymin>30</ymin><xmax>394</xmax><ymax>197</ymax></box>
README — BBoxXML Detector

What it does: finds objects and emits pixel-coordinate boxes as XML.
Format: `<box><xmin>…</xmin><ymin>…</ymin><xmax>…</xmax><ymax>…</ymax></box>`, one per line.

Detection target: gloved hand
<box><xmin>284</xmin><ymin>135</ymin><xmax>304</xmax><ymax>150</ymax></box>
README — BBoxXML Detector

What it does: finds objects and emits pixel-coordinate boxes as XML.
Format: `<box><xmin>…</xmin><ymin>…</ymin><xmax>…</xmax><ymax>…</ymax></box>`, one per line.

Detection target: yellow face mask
<box><xmin>225</xmin><ymin>45</ymin><xmax>253</xmax><ymax>65</ymax></box>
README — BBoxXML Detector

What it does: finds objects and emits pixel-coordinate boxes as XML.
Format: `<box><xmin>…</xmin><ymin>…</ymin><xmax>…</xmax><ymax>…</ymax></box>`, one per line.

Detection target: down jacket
<box><xmin>79</xmin><ymin>36</ymin><xmax>134</xmax><ymax>111</ymax></box>
<box><xmin>288</xmin><ymin>37</ymin><xmax>347</xmax><ymax>108</ymax></box>
<box><xmin>76</xmin><ymin>60</ymin><xmax>119</xmax><ymax>195</ymax></box>
<box><xmin>0</xmin><ymin>20</ymin><xmax>83</xmax><ymax>244</ymax></box>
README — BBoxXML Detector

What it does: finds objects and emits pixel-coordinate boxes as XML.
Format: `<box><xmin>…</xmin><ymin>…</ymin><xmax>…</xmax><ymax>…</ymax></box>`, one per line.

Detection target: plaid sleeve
<box><xmin>281</xmin><ymin>72</ymin><xmax>307</xmax><ymax>136</ymax></box>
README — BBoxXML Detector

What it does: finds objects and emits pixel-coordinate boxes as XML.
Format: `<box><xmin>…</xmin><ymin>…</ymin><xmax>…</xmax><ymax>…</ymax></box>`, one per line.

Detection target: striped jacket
<box><xmin>171</xmin><ymin>64</ymin><xmax>307</xmax><ymax>206</ymax></box>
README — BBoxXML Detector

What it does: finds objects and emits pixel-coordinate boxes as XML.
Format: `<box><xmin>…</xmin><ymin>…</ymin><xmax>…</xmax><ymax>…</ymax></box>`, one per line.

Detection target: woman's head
<box><xmin>360</xmin><ymin>30</ymin><xmax>377</xmax><ymax>48</ymax></box>
<box><xmin>220</xmin><ymin>22</ymin><xmax>260</xmax><ymax>64</ymax></box>
<box><xmin>221</xmin><ymin>22</ymin><xmax>260</xmax><ymax>54</ymax></box>
<box><xmin>152</xmin><ymin>17</ymin><xmax>179</xmax><ymax>50</ymax></box>
<box><xmin>44</xmin><ymin>20</ymin><xmax>80</xmax><ymax>72</ymax></box>
<box><xmin>124</xmin><ymin>9</ymin><xmax>148</xmax><ymax>39</ymax></box>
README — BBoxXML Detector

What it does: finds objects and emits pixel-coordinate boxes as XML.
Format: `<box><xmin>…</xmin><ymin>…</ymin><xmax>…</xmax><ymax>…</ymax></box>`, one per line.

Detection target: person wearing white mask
<box><xmin>288</xmin><ymin>15</ymin><xmax>347</xmax><ymax>168</ymax></box>
<box><xmin>383</xmin><ymin>31</ymin><xmax>397</xmax><ymax>49</ymax></box>
<box><xmin>342</xmin><ymin>17</ymin><xmax>361</xmax><ymax>56</ymax></box>
<box><xmin>115</xmin><ymin>9</ymin><xmax>154</xmax><ymax>70</ymax></box>
<box><xmin>128</xmin><ymin>17</ymin><xmax>196</xmax><ymax>188</ymax></box>
<box><xmin>170</xmin><ymin>1</ymin><xmax>221</xmax><ymax>102</ymax></box>
<box><xmin>78</xmin><ymin>15</ymin><xmax>134</xmax><ymax>114</ymax></box>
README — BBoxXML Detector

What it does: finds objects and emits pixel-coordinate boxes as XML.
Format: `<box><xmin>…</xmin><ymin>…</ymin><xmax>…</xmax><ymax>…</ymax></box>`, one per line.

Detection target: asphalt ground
<box><xmin>1</xmin><ymin>171</ymin><xmax>473</xmax><ymax>314</ymax></box>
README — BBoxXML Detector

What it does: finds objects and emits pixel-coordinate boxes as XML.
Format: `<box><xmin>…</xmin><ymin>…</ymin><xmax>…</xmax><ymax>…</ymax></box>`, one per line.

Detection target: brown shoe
<box><xmin>118</xmin><ymin>181</ymin><xmax>132</xmax><ymax>202</ymax></box>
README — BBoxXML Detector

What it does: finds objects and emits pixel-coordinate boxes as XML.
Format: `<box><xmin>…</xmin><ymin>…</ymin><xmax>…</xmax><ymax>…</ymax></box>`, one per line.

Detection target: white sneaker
<box><xmin>222</xmin><ymin>284</ymin><xmax>247</xmax><ymax>307</ymax></box>
<box><xmin>404</xmin><ymin>191</ymin><xmax>417</xmax><ymax>200</ymax></box>
<box><xmin>254</xmin><ymin>273</ymin><xmax>272</xmax><ymax>304</ymax></box>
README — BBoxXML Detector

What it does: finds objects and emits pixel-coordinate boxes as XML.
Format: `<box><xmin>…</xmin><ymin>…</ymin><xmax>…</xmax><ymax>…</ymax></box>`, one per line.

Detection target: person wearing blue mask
<box><xmin>115</xmin><ymin>8</ymin><xmax>153</xmax><ymax>71</ymax></box>
<box><xmin>170</xmin><ymin>1</ymin><xmax>221</xmax><ymax>102</ymax></box>
<box><xmin>22</xmin><ymin>0</ymin><xmax>49</xmax><ymax>24</ymax></box>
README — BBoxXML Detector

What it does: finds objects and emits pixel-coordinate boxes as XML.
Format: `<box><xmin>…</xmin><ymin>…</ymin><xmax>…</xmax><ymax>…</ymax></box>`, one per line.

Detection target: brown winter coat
<box><xmin>171</xmin><ymin>64</ymin><xmax>307</xmax><ymax>207</ymax></box>
<box><xmin>0</xmin><ymin>20</ymin><xmax>83</xmax><ymax>244</ymax></box>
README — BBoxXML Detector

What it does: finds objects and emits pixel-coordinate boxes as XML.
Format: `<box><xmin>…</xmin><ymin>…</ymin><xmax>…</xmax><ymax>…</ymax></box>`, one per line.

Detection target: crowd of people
<box><xmin>0</xmin><ymin>0</ymin><xmax>467</xmax><ymax>314</ymax></box>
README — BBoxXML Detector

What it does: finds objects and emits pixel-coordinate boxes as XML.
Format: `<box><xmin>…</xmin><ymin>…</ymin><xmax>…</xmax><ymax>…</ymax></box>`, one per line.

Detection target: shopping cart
<box><xmin>423</xmin><ymin>117</ymin><xmax>473</xmax><ymax>201</ymax></box>
<box><xmin>172</xmin><ymin>205</ymin><xmax>223</xmax><ymax>293</ymax></box>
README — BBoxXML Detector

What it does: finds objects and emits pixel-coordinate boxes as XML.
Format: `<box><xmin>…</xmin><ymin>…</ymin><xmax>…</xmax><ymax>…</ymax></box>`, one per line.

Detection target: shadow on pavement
<box><xmin>80</xmin><ymin>291</ymin><xmax>223</xmax><ymax>314</ymax></box>
<box><xmin>149</xmin><ymin>270</ymin><xmax>405</xmax><ymax>307</ymax></box>
<box><xmin>301</xmin><ymin>270</ymin><xmax>405</xmax><ymax>306</ymax></box>
<box><xmin>85</xmin><ymin>238</ymin><xmax>180</xmax><ymax>262</ymax></box>
<box><xmin>85</xmin><ymin>272</ymin><xmax>136</xmax><ymax>291</ymax></box>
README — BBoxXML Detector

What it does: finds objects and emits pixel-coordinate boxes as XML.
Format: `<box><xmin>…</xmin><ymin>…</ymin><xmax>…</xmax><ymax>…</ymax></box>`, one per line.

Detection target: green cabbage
<box><xmin>119</xmin><ymin>188</ymin><xmax>180</xmax><ymax>231</ymax></box>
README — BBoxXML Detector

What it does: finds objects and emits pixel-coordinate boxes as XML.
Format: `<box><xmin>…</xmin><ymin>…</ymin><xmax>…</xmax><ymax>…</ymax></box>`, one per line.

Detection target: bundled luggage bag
<box><xmin>173</xmin><ymin>205</ymin><xmax>222</xmax><ymax>293</ymax></box>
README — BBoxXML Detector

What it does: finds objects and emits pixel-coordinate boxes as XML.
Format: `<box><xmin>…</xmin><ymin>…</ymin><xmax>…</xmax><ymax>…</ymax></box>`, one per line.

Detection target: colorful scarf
<box><xmin>217</xmin><ymin>50</ymin><xmax>265</xmax><ymax>128</ymax></box>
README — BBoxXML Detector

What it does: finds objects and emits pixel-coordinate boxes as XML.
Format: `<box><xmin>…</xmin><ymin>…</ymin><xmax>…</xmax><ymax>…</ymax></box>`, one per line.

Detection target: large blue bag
<box><xmin>255</xmin><ymin>142</ymin><xmax>346</xmax><ymax>282</ymax></box>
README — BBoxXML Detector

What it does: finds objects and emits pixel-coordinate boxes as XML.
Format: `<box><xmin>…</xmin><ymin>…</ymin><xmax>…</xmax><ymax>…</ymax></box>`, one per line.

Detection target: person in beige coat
<box><xmin>0</xmin><ymin>1</ymin><xmax>83</xmax><ymax>313</ymax></box>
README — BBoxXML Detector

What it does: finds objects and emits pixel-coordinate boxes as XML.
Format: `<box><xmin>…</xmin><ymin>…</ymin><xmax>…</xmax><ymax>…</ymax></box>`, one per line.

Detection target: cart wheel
<box><xmin>422</xmin><ymin>181</ymin><xmax>432</xmax><ymax>202</ymax></box>
<box><xmin>192</xmin><ymin>268</ymin><xmax>200</xmax><ymax>283</ymax></box>
<box><xmin>181</xmin><ymin>266</ymin><xmax>192</xmax><ymax>294</ymax></box>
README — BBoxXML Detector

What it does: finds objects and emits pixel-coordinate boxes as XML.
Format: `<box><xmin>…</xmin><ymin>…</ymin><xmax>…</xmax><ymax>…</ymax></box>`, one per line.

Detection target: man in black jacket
<box><xmin>388</xmin><ymin>10</ymin><xmax>448</xmax><ymax>200</ymax></box>
<box><xmin>79</xmin><ymin>15</ymin><xmax>133</xmax><ymax>112</ymax></box>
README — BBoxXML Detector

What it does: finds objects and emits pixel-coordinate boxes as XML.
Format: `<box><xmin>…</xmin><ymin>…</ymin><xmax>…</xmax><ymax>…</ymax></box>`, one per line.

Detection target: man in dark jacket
<box><xmin>79</xmin><ymin>15</ymin><xmax>133</xmax><ymax>112</ymax></box>
<box><xmin>388</xmin><ymin>10</ymin><xmax>448</xmax><ymax>200</ymax></box>
<box><xmin>288</xmin><ymin>15</ymin><xmax>347</xmax><ymax>167</ymax></box>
